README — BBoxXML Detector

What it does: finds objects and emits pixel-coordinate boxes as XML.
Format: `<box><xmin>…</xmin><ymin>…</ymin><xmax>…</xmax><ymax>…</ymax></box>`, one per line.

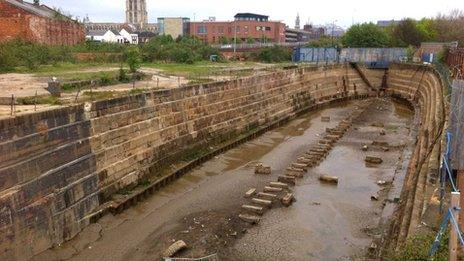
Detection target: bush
<box><xmin>0</xmin><ymin>39</ymin><xmax>75</xmax><ymax>71</ymax></box>
<box><xmin>124</xmin><ymin>47</ymin><xmax>141</xmax><ymax>73</ymax></box>
<box><xmin>99</xmin><ymin>73</ymin><xmax>114</xmax><ymax>86</ymax></box>
<box><xmin>118</xmin><ymin>66</ymin><xmax>130</xmax><ymax>82</ymax></box>
<box><xmin>140</xmin><ymin>35</ymin><xmax>220</xmax><ymax>64</ymax></box>
<box><xmin>252</xmin><ymin>46</ymin><xmax>292</xmax><ymax>63</ymax></box>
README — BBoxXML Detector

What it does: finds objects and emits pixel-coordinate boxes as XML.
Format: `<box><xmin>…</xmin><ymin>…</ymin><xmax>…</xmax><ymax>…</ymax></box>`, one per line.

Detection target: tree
<box><xmin>124</xmin><ymin>47</ymin><xmax>141</xmax><ymax>73</ymax></box>
<box><xmin>433</xmin><ymin>10</ymin><xmax>464</xmax><ymax>46</ymax></box>
<box><xmin>219</xmin><ymin>37</ymin><xmax>229</xmax><ymax>44</ymax></box>
<box><xmin>342</xmin><ymin>23</ymin><xmax>390</xmax><ymax>47</ymax></box>
<box><xmin>392</xmin><ymin>19</ymin><xmax>427</xmax><ymax>47</ymax></box>
<box><xmin>307</xmin><ymin>36</ymin><xmax>342</xmax><ymax>48</ymax></box>
<box><xmin>246</xmin><ymin>37</ymin><xmax>256</xmax><ymax>44</ymax></box>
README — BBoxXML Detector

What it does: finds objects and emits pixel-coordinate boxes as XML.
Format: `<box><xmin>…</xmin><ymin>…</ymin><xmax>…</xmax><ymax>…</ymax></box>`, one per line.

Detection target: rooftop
<box><xmin>5</xmin><ymin>0</ymin><xmax>73</xmax><ymax>21</ymax></box>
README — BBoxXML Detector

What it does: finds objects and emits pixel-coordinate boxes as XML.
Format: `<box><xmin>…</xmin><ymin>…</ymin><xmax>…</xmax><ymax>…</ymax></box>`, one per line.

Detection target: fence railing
<box><xmin>212</xmin><ymin>42</ymin><xmax>307</xmax><ymax>50</ymax></box>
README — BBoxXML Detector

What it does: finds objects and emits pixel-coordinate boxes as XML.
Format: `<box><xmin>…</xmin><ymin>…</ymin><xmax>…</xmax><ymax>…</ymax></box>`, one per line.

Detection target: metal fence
<box><xmin>446</xmin><ymin>48</ymin><xmax>464</xmax><ymax>79</ymax></box>
<box><xmin>293</xmin><ymin>47</ymin><xmax>408</xmax><ymax>68</ymax></box>
<box><xmin>212</xmin><ymin>42</ymin><xmax>307</xmax><ymax>50</ymax></box>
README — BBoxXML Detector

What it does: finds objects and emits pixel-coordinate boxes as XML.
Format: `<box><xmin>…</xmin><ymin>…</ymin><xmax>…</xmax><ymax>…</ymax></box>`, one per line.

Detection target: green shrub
<box><xmin>99</xmin><ymin>73</ymin><xmax>114</xmax><ymax>86</ymax></box>
<box><xmin>124</xmin><ymin>47</ymin><xmax>142</xmax><ymax>73</ymax></box>
<box><xmin>387</xmin><ymin>233</ymin><xmax>448</xmax><ymax>261</ymax></box>
<box><xmin>252</xmin><ymin>46</ymin><xmax>292</xmax><ymax>63</ymax></box>
<box><xmin>118</xmin><ymin>66</ymin><xmax>130</xmax><ymax>82</ymax></box>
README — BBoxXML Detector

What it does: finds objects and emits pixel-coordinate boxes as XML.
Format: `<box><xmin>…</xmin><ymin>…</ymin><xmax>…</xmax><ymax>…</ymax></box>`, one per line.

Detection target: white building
<box><xmin>119</xmin><ymin>29</ymin><xmax>139</xmax><ymax>44</ymax></box>
<box><xmin>86</xmin><ymin>29</ymin><xmax>138</xmax><ymax>44</ymax></box>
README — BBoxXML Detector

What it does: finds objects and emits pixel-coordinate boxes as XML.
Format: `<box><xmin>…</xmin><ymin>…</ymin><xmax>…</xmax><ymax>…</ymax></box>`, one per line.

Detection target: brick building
<box><xmin>0</xmin><ymin>0</ymin><xmax>84</xmax><ymax>45</ymax></box>
<box><xmin>189</xmin><ymin>13</ymin><xmax>285</xmax><ymax>44</ymax></box>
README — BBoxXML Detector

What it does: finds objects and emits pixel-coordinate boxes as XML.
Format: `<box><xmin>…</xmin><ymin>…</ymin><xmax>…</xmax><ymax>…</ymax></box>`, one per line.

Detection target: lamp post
<box><xmin>331</xmin><ymin>20</ymin><xmax>337</xmax><ymax>47</ymax></box>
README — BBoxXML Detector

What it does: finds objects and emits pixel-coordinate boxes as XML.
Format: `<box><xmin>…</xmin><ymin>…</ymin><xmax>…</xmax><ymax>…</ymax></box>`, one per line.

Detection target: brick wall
<box><xmin>0</xmin><ymin>64</ymin><xmax>373</xmax><ymax>260</ymax></box>
<box><xmin>0</xmin><ymin>0</ymin><xmax>84</xmax><ymax>45</ymax></box>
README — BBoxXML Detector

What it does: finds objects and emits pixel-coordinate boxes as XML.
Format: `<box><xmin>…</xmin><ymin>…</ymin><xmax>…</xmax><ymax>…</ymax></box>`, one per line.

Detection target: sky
<box><xmin>41</xmin><ymin>0</ymin><xmax>464</xmax><ymax>28</ymax></box>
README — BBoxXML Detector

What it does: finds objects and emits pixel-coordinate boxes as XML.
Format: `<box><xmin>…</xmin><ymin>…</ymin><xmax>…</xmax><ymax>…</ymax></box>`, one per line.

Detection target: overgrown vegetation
<box><xmin>250</xmin><ymin>46</ymin><xmax>293</xmax><ymax>63</ymax></box>
<box><xmin>387</xmin><ymin>233</ymin><xmax>448</xmax><ymax>261</ymax></box>
<box><xmin>0</xmin><ymin>36</ymin><xmax>221</xmax><ymax>73</ymax></box>
<box><xmin>141</xmin><ymin>35</ymin><xmax>220</xmax><ymax>64</ymax></box>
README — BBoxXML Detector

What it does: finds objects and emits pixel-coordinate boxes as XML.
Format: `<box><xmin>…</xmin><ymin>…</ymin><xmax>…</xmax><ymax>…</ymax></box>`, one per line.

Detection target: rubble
<box><xmin>365</xmin><ymin>156</ymin><xmax>383</xmax><ymax>164</ymax></box>
<box><xmin>244</xmin><ymin>188</ymin><xmax>257</xmax><ymax>198</ymax></box>
<box><xmin>163</xmin><ymin>240</ymin><xmax>187</xmax><ymax>257</ymax></box>
<box><xmin>321</xmin><ymin>116</ymin><xmax>331</xmax><ymax>122</ymax></box>
<box><xmin>255</xmin><ymin>163</ymin><xmax>271</xmax><ymax>175</ymax></box>
<box><xmin>319</xmin><ymin>175</ymin><xmax>339</xmax><ymax>184</ymax></box>
<box><xmin>281</xmin><ymin>193</ymin><xmax>295</xmax><ymax>207</ymax></box>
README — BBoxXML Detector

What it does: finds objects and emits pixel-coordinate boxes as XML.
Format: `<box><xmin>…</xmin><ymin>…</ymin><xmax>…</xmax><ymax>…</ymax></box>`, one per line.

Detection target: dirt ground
<box><xmin>32</xmin><ymin>97</ymin><xmax>414</xmax><ymax>261</ymax></box>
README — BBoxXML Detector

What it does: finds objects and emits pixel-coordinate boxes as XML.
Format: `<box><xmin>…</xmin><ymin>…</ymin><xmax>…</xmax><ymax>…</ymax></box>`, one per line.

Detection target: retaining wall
<box><xmin>385</xmin><ymin>63</ymin><xmax>446</xmax><ymax>249</ymax></box>
<box><xmin>0</xmin><ymin>64</ymin><xmax>372</xmax><ymax>260</ymax></box>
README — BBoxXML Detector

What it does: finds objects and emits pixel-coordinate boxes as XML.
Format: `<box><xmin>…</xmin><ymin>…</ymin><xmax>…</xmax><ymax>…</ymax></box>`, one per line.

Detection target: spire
<box><xmin>295</xmin><ymin>13</ymin><xmax>301</xmax><ymax>30</ymax></box>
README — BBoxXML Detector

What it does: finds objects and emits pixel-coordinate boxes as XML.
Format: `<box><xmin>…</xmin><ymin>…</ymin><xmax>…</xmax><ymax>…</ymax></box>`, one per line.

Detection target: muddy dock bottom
<box><xmin>33</xmin><ymin>98</ymin><xmax>413</xmax><ymax>261</ymax></box>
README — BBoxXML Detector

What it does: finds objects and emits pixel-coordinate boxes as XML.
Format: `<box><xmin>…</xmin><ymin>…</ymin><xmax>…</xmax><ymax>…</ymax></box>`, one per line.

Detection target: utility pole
<box><xmin>331</xmin><ymin>20</ymin><xmax>337</xmax><ymax>47</ymax></box>
<box><xmin>233</xmin><ymin>19</ymin><xmax>237</xmax><ymax>54</ymax></box>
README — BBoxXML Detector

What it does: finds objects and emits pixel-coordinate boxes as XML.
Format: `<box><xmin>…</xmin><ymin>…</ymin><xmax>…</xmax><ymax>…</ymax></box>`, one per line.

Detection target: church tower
<box><xmin>126</xmin><ymin>0</ymin><xmax>148</xmax><ymax>27</ymax></box>
<box><xmin>295</xmin><ymin>13</ymin><xmax>301</xmax><ymax>29</ymax></box>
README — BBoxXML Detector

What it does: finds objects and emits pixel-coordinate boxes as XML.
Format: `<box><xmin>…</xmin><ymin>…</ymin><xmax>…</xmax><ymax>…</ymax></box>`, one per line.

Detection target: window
<box><xmin>218</xmin><ymin>26</ymin><xmax>224</xmax><ymax>34</ymax></box>
<box><xmin>265</xmin><ymin>27</ymin><xmax>271</xmax><ymax>31</ymax></box>
<box><xmin>197</xmin><ymin>25</ymin><xmax>207</xmax><ymax>34</ymax></box>
<box><xmin>236</xmin><ymin>26</ymin><xmax>240</xmax><ymax>33</ymax></box>
<box><xmin>244</xmin><ymin>26</ymin><xmax>249</xmax><ymax>33</ymax></box>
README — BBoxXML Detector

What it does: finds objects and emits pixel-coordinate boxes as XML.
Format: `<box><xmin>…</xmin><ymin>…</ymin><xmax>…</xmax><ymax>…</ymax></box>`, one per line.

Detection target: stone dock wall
<box><xmin>386</xmin><ymin>63</ymin><xmax>446</xmax><ymax>249</ymax></box>
<box><xmin>0</xmin><ymin>64</ymin><xmax>372</xmax><ymax>260</ymax></box>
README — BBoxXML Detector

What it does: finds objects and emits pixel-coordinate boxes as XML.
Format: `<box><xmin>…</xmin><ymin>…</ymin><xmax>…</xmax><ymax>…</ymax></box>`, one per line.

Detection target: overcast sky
<box><xmin>41</xmin><ymin>0</ymin><xmax>463</xmax><ymax>28</ymax></box>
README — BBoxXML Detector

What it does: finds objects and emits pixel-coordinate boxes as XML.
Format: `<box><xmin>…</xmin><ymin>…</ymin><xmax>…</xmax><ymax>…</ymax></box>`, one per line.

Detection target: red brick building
<box><xmin>189</xmin><ymin>13</ymin><xmax>286</xmax><ymax>44</ymax></box>
<box><xmin>0</xmin><ymin>0</ymin><xmax>85</xmax><ymax>45</ymax></box>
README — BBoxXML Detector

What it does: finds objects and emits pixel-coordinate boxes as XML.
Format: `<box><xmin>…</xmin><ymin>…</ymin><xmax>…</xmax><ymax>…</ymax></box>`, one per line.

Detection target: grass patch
<box><xmin>128</xmin><ymin>88</ymin><xmax>148</xmax><ymax>95</ymax></box>
<box><xmin>386</xmin><ymin>233</ymin><xmax>448</xmax><ymax>261</ymax></box>
<box><xmin>17</xmin><ymin>96</ymin><xmax>62</xmax><ymax>105</ymax></box>
<box><xmin>82</xmin><ymin>91</ymin><xmax>115</xmax><ymax>101</ymax></box>
<box><xmin>13</xmin><ymin>62</ymin><xmax>119</xmax><ymax>76</ymax></box>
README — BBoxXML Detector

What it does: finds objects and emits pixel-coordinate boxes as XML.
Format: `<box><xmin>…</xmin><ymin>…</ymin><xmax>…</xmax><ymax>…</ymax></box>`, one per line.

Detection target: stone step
<box><xmin>286</xmin><ymin>168</ymin><xmax>304</xmax><ymax>178</ymax></box>
<box><xmin>242</xmin><ymin>205</ymin><xmax>265</xmax><ymax>215</ymax></box>
<box><xmin>269</xmin><ymin>182</ymin><xmax>289</xmax><ymax>189</ymax></box>
<box><xmin>257</xmin><ymin>192</ymin><xmax>278</xmax><ymax>200</ymax></box>
<box><xmin>263</xmin><ymin>186</ymin><xmax>283</xmax><ymax>193</ymax></box>
<box><xmin>251</xmin><ymin>198</ymin><xmax>273</xmax><ymax>208</ymax></box>
<box><xmin>239</xmin><ymin>214</ymin><xmax>261</xmax><ymax>224</ymax></box>
<box><xmin>278</xmin><ymin>175</ymin><xmax>296</xmax><ymax>186</ymax></box>
<box><xmin>291</xmin><ymin>163</ymin><xmax>308</xmax><ymax>171</ymax></box>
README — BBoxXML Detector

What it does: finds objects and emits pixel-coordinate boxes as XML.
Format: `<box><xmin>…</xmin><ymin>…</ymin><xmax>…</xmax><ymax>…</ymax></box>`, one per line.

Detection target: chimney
<box><xmin>33</xmin><ymin>0</ymin><xmax>40</xmax><ymax>5</ymax></box>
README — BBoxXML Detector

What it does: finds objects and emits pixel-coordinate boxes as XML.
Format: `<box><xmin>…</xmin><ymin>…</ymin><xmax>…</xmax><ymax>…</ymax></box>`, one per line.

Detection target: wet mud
<box><xmin>33</xmin><ymin>98</ymin><xmax>413</xmax><ymax>261</ymax></box>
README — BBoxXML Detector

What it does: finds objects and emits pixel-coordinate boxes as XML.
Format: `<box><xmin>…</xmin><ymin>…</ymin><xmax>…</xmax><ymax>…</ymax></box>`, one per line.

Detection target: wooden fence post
<box><xmin>449</xmin><ymin>191</ymin><xmax>460</xmax><ymax>261</ymax></box>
